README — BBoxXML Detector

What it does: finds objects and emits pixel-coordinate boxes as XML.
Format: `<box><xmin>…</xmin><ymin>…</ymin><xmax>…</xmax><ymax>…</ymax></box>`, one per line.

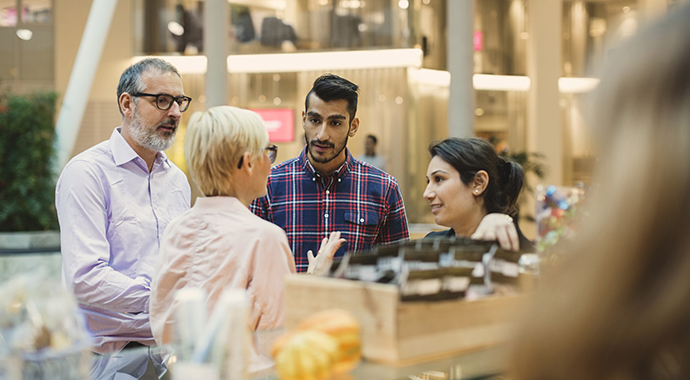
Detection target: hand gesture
<box><xmin>307</xmin><ymin>231</ymin><xmax>346</xmax><ymax>275</ymax></box>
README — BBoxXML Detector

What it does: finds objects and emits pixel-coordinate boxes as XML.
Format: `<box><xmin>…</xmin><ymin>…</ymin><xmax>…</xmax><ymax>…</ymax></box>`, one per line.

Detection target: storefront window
<box><xmin>133</xmin><ymin>0</ymin><xmax>420</xmax><ymax>55</ymax></box>
<box><xmin>562</xmin><ymin>0</ymin><xmax>637</xmax><ymax>78</ymax></box>
<box><xmin>474</xmin><ymin>0</ymin><xmax>527</xmax><ymax>76</ymax></box>
<box><xmin>475</xmin><ymin>90</ymin><xmax>527</xmax><ymax>154</ymax></box>
<box><xmin>472</xmin><ymin>0</ymin><xmax>528</xmax><ymax>164</ymax></box>
<box><xmin>20</xmin><ymin>0</ymin><xmax>51</xmax><ymax>23</ymax></box>
<box><xmin>0</xmin><ymin>0</ymin><xmax>53</xmax><ymax>88</ymax></box>
<box><xmin>561</xmin><ymin>0</ymin><xmax>637</xmax><ymax>186</ymax></box>
<box><xmin>0</xmin><ymin>0</ymin><xmax>17</xmax><ymax>26</ymax></box>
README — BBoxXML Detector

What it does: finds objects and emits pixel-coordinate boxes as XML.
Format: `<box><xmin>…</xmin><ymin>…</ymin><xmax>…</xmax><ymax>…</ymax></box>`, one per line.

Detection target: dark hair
<box><xmin>116</xmin><ymin>58</ymin><xmax>180</xmax><ymax>116</ymax></box>
<box><xmin>429</xmin><ymin>137</ymin><xmax>524</xmax><ymax>216</ymax></box>
<box><xmin>305</xmin><ymin>74</ymin><xmax>359</xmax><ymax>123</ymax></box>
<box><xmin>366</xmin><ymin>135</ymin><xmax>378</xmax><ymax>144</ymax></box>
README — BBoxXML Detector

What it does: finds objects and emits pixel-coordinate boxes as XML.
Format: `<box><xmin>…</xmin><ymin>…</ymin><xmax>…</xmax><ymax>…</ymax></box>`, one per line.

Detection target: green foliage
<box><xmin>0</xmin><ymin>90</ymin><xmax>59</xmax><ymax>231</ymax></box>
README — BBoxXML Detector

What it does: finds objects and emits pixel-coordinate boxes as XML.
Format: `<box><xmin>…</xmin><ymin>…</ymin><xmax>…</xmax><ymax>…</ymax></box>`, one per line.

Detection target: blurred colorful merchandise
<box><xmin>535</xmin><ymin>185</ymin><xmax>586</xmax><ymax>254</ymax></box>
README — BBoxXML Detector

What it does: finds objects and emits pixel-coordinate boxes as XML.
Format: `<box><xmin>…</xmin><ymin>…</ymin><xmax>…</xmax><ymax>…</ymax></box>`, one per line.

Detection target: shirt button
<box><xmin>338</xmin><ymin>179</ymin><xmax>342</xmax><ymax>182</ymax></box>
<box><xmin>326</xmin><ymin>190</ymin><xmax>330</xmax><ymax>194</ymax></box>
<box><xmin>360</xmin><ymin>218</ymin><xmax>365</xmax><ymax>223</ymax></box>
<box><xmin>312</xmin><ymin>177</ymin><xmax>316</xmax><ymax>181</ymax></box>
<box><xmin>324</xmin><ymin>214</ymin><xmax>329</xmax><ymax>218</ymax></box>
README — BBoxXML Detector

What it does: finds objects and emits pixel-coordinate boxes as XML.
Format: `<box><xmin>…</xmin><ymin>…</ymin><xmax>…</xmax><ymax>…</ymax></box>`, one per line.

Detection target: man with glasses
<box><xmin>56</xmin><ymin>58</ymin><xmax>191</xmax><ymax>377</ymax></box>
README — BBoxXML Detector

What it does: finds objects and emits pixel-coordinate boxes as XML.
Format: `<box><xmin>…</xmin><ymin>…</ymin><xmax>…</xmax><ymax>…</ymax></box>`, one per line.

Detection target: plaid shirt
<box><xmin>250</xmin><ymin>148</ymin><xmax>409</xmax><ymax>272</ymax></box>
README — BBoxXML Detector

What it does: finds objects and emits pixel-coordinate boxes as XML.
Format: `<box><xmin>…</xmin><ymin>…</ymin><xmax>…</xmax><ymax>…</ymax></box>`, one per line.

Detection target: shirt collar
<box><xmin>110</xmin><ymin>127</ymin><xmax>170</xmax><ymax>169</ymax></box>
<box><xmin>298</xmin><ymin>147</ymin><xmax>352</xmax><ymax>181</ymax></box>
<box><xmin>193</xmin><ymin>196</ymin><xmax>249</xmax><ymax>214</ymax></box>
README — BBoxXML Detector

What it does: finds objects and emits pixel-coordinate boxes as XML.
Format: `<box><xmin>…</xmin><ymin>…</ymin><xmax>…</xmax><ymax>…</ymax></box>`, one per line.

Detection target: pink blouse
<box><xmin>150</xmin><ymin>196</ymin><xmax>296</xmax><ymax>367</ymax></box>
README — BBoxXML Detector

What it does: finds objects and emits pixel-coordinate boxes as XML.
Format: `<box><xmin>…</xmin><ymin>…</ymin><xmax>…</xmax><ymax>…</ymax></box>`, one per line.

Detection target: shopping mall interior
<box><xmin>1</xmin><ymin>0</ymin><xmax>687</xmax><ymax>238</ymax></box>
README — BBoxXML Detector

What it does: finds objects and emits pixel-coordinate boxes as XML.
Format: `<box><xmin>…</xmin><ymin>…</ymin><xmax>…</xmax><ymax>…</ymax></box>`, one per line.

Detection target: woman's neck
<box><xmin>449</xmin><ymin>209</ymin><xmax>488</xmax><ymax>238</ymax></box>
<box><xmin>215</xmin><ymin>182</ymin><xmax>253</xmax><ymax>208</ymax></box>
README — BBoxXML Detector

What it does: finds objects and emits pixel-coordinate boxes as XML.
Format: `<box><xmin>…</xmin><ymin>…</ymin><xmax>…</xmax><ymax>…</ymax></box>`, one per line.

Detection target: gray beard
<box><xmin>129</xmin><ymin>114</ymin><xmax>175</xmax><ymax>152</ymax></box>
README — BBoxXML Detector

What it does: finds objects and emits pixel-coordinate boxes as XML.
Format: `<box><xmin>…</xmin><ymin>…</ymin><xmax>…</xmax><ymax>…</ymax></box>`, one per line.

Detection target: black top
<box><xmin>424</xmin><ymin>221</ymin><xmax>535</xmax><ymax>252</ymax></box>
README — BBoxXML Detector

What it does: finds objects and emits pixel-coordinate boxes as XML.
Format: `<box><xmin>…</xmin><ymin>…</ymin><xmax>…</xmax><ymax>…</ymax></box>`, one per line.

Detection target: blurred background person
<box><xmin>358</xmin><ymin>134</ymin><xmax>387</xmax><ymax>172</ymax></box>
<box><xmin>150</xmin><ymin>106</ymin><xmax>343</xmax><ymax>373</ymax></box>
<box><xmin>509</xmin><ymin>4</ymin><xmax>690</xmax><ymax>379</ymax></box>
<box><xmin>423</xmin><ymin>137</ymin><xmax>531</xmax><ymax>252</ymax></box>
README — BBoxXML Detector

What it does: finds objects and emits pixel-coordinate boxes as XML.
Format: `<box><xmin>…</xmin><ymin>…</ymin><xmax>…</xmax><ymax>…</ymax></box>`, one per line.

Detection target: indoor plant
<box><xmin>0</xmin><ymin>89</ymin><xmax>59</xmax><ymax>249</ymax></box>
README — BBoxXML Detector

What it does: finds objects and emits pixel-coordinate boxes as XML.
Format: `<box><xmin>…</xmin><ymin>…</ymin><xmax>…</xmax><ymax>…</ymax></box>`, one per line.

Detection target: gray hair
<box><xmin>116</xmin><ymin>58</ymin><xmax>180</xmax><ymax>116</ymax></box>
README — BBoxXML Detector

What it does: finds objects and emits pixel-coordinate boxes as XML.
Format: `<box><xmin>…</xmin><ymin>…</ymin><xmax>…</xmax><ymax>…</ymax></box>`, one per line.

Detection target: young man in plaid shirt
<box><xmin>250</xmin><ymin>74</ymin><xmax>522</xmax><ymax>272</ymax></box>
<box><xmin>250</xmin><ymin>74</ymin><xmax>409</xmax><ymax>272</ymax></box>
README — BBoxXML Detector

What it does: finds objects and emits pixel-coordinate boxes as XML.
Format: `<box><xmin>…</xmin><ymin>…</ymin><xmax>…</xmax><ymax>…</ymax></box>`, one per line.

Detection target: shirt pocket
<box><xmin>344</xmin><ymin>212</ymin><xmax>379</xmax><ymax>227</ymax></box>
<box><xmin>343</xmin><ymin>212</ymin><xmax>380</xmax><ymax>252</ymax></box>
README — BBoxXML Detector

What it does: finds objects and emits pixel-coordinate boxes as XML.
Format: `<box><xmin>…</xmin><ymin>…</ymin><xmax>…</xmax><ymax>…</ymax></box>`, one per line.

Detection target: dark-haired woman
<box><xmin>423</xmin><ymin>137</ymin><xmax>533</xmax><ymax>252</ymax></box>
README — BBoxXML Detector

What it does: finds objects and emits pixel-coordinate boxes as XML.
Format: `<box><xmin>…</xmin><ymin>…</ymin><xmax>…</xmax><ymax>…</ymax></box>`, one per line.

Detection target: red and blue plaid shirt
<box><xmin>250</xmin><ymin>148</ymin><xmax>409</xmax><ymax>272</ymax></box>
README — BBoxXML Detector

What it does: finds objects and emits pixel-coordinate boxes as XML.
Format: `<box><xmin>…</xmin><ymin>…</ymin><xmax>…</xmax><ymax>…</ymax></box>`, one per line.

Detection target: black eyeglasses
<box><xmin>265</xmin><ymin>144</ymin><xmax>278</xmax><ymax>164</ymax></box>
<box><xmin>131</xmin><ymin>92</ymin><xmax>192</xmax><ymax>112</ymax></box>
<box><xmin>237</xmin><ymin>145</ymin><xmax>279</xmax><ymax>169</ymax></box>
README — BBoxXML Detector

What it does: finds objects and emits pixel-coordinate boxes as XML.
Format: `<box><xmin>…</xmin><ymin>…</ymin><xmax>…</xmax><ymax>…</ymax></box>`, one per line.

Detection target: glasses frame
<box><xmin>131</xmin><ymin>92</ymin><xmax>192</xmax><ymax>112</ymax></box>
<box><xmin>237</xmin><ymin>145</ymin><xmax>279</xmax><ymax>169</ymax></box>
<box><xmin>265</xmin><ymin>144</ymin><xmax>278</xmax><ymax>164</ymax></box>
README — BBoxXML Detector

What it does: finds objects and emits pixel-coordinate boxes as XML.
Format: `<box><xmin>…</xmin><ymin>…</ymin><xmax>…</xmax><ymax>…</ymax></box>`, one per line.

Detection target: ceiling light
<box><xmin>167</xmin><ymin>21</ymin><xmax>184</xmax><ymax>36</ymax></box>
<box><xmin>16</xmin><ymin>29</ymin><xmax>32</xmax><ymax>41</ymax></box>
<box><xmin>473</xmin><ymin>74</ymin><xmax>530</xmax><ymax>91</ymax></box>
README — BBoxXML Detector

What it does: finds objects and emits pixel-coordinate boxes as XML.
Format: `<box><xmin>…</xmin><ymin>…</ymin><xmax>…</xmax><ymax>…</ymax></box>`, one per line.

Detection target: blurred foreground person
<box><xmin>509</xmin><ymin>4</ymin><xmax>690</xmax><ymax>380</ymax></box>
<box><xmin>423</xmin><ymin>137</ymin><xmax>532</xmax><ymax>251</ymax></box>
<box><xmin>150</xmin><ymin>106</ymin><xmax>343</xmax><ymax>372</ymax></box>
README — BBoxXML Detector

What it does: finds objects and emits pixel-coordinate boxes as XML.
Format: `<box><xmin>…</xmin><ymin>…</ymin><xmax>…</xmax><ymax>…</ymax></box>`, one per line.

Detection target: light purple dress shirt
<box><xmin>56</xmin><ymin>127</ymin><xmax>190</xmax><ymax>354</ymax></box>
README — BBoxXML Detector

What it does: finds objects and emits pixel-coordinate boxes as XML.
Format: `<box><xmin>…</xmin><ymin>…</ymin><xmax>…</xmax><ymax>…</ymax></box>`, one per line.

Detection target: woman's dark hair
<box><xmin>429</xmin><ymin>137</ymin><xmax>524</xmax><ymax>216</ymax></box>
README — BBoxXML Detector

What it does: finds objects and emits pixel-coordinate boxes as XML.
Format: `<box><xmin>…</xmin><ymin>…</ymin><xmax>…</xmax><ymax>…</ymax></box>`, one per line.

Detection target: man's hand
<box><xmin>307</xmin><ymin>231</ymin><xmax>347</xmax><ymax>275</ymax></box>
<box><xmin>471</xmin><ymin>213</ymin><xmax>520</xmax><ymax>251</ymax></box>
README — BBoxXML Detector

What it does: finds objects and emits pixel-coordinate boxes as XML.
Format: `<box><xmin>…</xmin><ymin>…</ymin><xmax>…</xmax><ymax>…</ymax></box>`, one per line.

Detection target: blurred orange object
<box><xmin>294</xmin><ymin>309</ymin><xmax>362</xmax><ymax>373</ymax></box>
<box><xmin>272</xmin><ymin>309</ymin><xmax>362</xmax><ymax>377</ymax></box>
<box><xmin>273</xmin><ymin>330</ymin><xmax>339</xmax><ymax>380</ymax></box>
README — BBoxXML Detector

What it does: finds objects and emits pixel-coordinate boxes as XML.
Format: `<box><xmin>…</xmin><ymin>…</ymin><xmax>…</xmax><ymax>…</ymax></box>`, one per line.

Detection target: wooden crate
<box><xmin>283</xmin><ymin>275</ymin><xmax>525</xmax><ymax>366</ymax></box>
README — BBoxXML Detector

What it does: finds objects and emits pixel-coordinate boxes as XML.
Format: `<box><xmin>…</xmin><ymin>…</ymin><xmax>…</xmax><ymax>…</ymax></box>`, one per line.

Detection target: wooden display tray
<box><xmin>283</xmin><ymin>275</ymin><xmax>526</xmax><ymax>366</ymax></box>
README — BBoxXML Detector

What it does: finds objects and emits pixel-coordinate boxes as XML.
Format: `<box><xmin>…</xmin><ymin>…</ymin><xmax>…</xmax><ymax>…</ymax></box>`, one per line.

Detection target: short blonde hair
<box><xmin>184</xmin><ymin>106</ymin><xmax>268</xmax><ymax>196</ymax></box>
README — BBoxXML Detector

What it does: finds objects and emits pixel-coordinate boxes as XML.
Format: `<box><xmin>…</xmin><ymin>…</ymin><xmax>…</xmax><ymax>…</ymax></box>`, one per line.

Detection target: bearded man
<box><xmin>56</xmin><ymin>58</ymin><xmax>191</xmax><ymax>359</ymax></box>
<box><xmin>250</xmin><ymin>74</ymin><xmax>409</xmax><ymax>272</ymax></box>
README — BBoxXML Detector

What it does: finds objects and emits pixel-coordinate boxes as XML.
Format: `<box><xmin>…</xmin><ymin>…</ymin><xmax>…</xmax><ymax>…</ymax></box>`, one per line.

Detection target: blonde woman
<box><xmin>150</xmin><ymin>106</ymin><xmax>343</xmax><ymax>371</ymax></box>
<box><xmin>509</xmin><ymin>4</ymin><xmax>690</xmax><ymax>379</ymax></box>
